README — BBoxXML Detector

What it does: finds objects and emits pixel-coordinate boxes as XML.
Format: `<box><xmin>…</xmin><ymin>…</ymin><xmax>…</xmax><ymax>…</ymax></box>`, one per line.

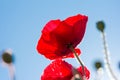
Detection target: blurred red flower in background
<box><xmin>77</xmin><ymin>66</ymin><xmax>90</xmax><ymax>79</ymax></box>
<box><xmin>36</xmin><ymin>14</ymin><xmax>88</xmax><ymax>60</ymax></box>
<box><xmin>41</xmin><ymin>59</ymin><xmax>90</xmax><ymax>80</ymax></box>
<box><xmin>41</xmin><ymin>59</ymin><xmax>73</xmax><ymax>80</ymax></box>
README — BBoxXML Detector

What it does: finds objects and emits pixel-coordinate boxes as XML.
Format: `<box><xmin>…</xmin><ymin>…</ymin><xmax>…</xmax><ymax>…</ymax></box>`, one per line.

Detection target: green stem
<box><xmin>69</xmin><ymin>46</ymin><xmax>85</xmax><ymax>79</ymax></box>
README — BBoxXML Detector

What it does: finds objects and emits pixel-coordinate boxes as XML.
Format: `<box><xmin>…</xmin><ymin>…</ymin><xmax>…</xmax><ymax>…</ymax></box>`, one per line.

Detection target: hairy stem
<box><xmin>8</xmin><ymin>64</ymin><xmax>15</xmax><ymax>80</ymax></box>
<box><xmin>101</xmin><ymin>32</ymin><xmax>118</xmax><ymax>80</ymax></box>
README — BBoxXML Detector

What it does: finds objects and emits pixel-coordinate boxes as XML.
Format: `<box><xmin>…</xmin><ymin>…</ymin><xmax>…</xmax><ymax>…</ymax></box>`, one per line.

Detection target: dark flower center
<box><xmin>66</xmin><ymin>43</ymin><xmax>73</xmax><ymax>49</ymax></box>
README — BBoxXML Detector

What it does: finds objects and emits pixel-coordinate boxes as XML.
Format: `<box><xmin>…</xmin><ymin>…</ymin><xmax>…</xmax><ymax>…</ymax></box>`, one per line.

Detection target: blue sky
<box><xmin>0</xmin><ymin>0</ymin><xmax>120</xmax><ymax>80</ymax></box>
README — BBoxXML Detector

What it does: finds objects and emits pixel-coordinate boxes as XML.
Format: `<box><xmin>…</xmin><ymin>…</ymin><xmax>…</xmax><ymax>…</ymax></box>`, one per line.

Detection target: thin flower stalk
<box><xmin>95</xmin><ymin>68</ymin><xmax>104</xmax><ymax>80</ymax></box>
<box><xmin>8</xmin><ymin>64</ymin><xmax>15</xmax><ymax>80</ymax></box>
<box><xmin>69</xmin><ymin>45</ymin><xmax>85</xmax><ymax>79</ymax></box>
<box><xmin>101</xmin><ymin>31</ymin><xmax>118</xmax><ymax>80</ymax></box>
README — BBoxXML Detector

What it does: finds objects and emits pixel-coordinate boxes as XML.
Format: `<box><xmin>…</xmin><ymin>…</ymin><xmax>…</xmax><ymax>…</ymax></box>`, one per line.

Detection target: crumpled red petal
<box><xmin>63</xmin><ymin>48</ymin><xmax>81</xmax><ymax>58</ymax></box>
<box><xmin>41</xmin><ymin>59</ymin><xmax>73</xmax><ymax>80</ymax></box>
<box><xmin>36</xmin><ymin>14</ymin><xmax>88</xmax><ymax>60</ymax></box>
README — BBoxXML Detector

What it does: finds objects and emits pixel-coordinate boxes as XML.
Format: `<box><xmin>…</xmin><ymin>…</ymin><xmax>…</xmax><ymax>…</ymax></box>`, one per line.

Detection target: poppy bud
<box><xmin>2</xmin><ymin>52</ymin><xmax>13</xmax><ymax>64</ymax></box>
<box><xmin>96</xmin><ymin>21</ymin><xmax>105</xmax><ymax>32</ymax></box>
<box><xmin>94</xmin><ymin>61</ymin><xmax>103</xmax><ymax>70</ymax></box>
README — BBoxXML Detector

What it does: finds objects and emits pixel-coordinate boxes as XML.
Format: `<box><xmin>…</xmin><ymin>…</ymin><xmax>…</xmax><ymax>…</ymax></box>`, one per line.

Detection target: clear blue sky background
<box><xmin>0</xmin><ymin>0</ymin><xmax>120</xmax><ymax>80</ymax></box>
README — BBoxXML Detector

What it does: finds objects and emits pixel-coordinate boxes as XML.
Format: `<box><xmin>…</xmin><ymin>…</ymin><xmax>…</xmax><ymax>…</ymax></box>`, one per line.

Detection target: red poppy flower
<box><xmin>41</xmin><ymin>59</ymin><xmax>73</xmax><ymax>80</ymax></box>
<box><xmin>41</xmin><ymin>59</ymin><xmax>90</xmax><ymax>80</ymax></box>
<box><xmin>77</xmin><ymin>66</ymin><xmax>90</xmax><ymax>79</ymax></box>
<box><xmin>36</xmin><ymin>14</ymin><xmax>88</xmax><ymax>60</ymax></box>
